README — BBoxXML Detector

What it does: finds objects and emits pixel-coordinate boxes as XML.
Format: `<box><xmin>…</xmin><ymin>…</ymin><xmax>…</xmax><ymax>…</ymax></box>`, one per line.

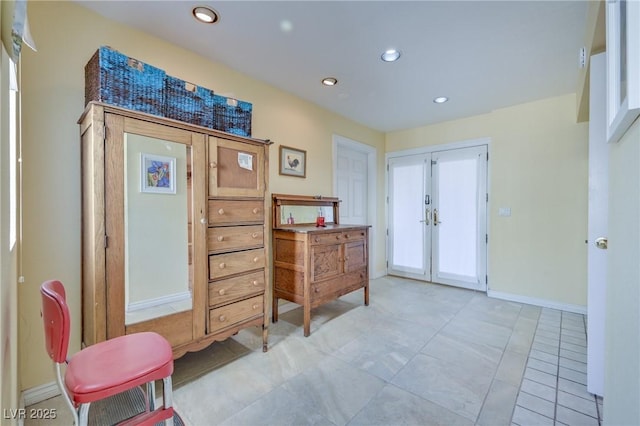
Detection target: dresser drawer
<box><xmin>209</xmin><ymin>248</ymin><xmax>264</xmax><ymax>280</ymax></box>
<box><xmin>209</xmin><ymin>270</ymin><xmax>264</xmax><ymax>307</ymax></box>
<box><xmin>209</xmin><ymin>199</ymin><xmax>264</xmax><ymax>225</ymax></box>
<box><xmin>310</xmin><ymin>232</ymin><xmax>342</xmax><ymax>245</ymax></box>
<box><xmin>208</xmin><ymin>295</ymin><xmax>263</xmax><ymax>334</ymax></box>
<box><xmin>342</xmin><ymin>229</ymin><xmax>367</xmax><ymax>242</ymax></box>
<box><xmin>207</xmin><ymin>225</ymin><xmax>263</xmax><ymax>253</ymax></box>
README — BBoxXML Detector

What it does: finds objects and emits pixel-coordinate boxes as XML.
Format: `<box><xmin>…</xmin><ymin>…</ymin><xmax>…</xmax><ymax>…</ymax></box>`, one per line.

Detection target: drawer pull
<box><xmin>209</xmin><ymin>161</ymin><xmax>217</xmax><ymax>168</ymax></box>
<box><xmin>200</xmin><ymin>218</ymin><xmax>207</xmax><ymax>225</ymax></box>
<box><xmin>218</xmin><ymin>289</ymin><xmax>225</xmax><ymax>295</ymax></box>
<box><xmin>218</xmin><ymin>315</ymin><xmax>226</xmax><ymax>322</ymax></box>
<box><xmin>314</xmin><ymin>237</ymin><xmax>320</xmax><ymax>243</ymax></box>
<box><xmin>253</xmin><ymin>257</ymin><xmax>259</xmax><ymax>263</ymax></box>
<box><xmin>252</xmin><ymin>304</ymin><xmax>259</xmax><ymax>310</ymax></box>
<box><xmin>218</xmin><ymin>208</ymin><xmax>225</xmax><ymax>215</ymax></box>
<box><xmin>344</xmin><ymin>234</ymin><xmax>349</xmax><ymax>239</ymax></box>
<box><xmin>336</xmin><ymin>235</ymin><xmax>341</xmax><ymax>240</ymax></box>
<box><xmin>217</xmin><ymin>236</ymin><xmax>224</xmax><ymax>242</ymax></box>
<box><xmin>252</xmin><ymin>208</ymin><xmax>259</xmax><ymax>214</ymax></box>
<box><xmin>252</xmin><ymin>280</ymin><xmax>259</xmax><ymax>286</ymax></box>
<box><xmin>219</xmin><ymin>262</ymin><xmax>226</xmax><ymax>269</ymax></box>
<box><xmin>252</xmin><ymin>232</ymin><xmax>259</xmax><ymax>239</ymax></box>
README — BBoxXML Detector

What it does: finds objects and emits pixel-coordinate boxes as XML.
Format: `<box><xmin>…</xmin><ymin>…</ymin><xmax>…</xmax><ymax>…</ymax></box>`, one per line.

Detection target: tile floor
<box><xmin>25</xmin><ymin>276</ymin><xmax>602</xmax><ymax>425</ymax></box>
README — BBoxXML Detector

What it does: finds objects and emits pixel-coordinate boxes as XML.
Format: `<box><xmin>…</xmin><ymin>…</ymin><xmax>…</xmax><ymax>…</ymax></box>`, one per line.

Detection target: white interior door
<box><xmin>432</xmin><ymin>146</ymin><xmax>488</xmax><ymax>290</ymax></box>
<box><xmin>336</xmin><ymin>147</ymin><xmax>368</xmax><ymax>225</ymax></box>
<box><xmin>387</xmin><ymin>144</ymin><xmax>487</xmax><ymax>291</ymax></box>
<box><xmin>587</xmin><ymin>52</ymin><xmax>607</xmax><ymax>397</ymax></box>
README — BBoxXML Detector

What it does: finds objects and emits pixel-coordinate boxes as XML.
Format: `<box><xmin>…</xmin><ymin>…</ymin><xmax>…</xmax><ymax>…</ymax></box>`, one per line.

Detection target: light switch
<box><xmin>498</xmin><ymin>207</ymin><xmax>511</xmax><ymax>217</ymax></box>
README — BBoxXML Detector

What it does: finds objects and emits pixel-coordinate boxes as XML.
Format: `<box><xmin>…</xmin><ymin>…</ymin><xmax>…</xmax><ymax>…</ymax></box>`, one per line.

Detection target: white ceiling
<box><xmin>75</xmin><ymin>1</ymin><xmax>588</xmax><ymax>132</ymax></box>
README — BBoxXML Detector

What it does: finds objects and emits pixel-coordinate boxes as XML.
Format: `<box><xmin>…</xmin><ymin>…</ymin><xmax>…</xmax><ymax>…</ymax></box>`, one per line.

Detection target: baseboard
<box><xmin>488</xmin><ymin>290</ymin><xmax>587</xmax><ymax>314</ymax></box>
<box><xmin>372</xmin><ymin>268</ymin><xmax>386</xmax><ymax>279</ymax></box>
<box><xmin>21</xmin><ymin>381</ymin><xmax>60</xmax><ymax>407</ymax></box>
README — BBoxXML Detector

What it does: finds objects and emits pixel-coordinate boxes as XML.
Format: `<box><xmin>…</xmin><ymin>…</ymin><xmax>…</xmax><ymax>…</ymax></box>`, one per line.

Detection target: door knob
<box><xmin>595</xmin><ymin>237</ymin><xmax>608</xmax><ymax>250</ymax></box>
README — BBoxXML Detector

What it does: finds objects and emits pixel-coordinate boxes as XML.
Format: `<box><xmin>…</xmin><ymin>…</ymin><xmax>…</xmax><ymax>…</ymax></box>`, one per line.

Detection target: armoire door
<box><xmin>103</xmin><ymin>113</ymin><xmax>207</xmax><ymax>346</ymax></box>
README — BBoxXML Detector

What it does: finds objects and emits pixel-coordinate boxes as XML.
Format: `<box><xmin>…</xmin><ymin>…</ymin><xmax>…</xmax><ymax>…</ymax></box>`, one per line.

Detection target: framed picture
<box><xmin>606</xmin><ymin>0</ymin><xmax>640</xmax><ymax>143</ymax></box>
<box><xmin>279</xmin><ymin>145</ymin><xmax>306</xmax><ymax>178</ymax></box>
<box><xmin>140</xmin><ymin>153</ymin><xmax>176</xmax><ymax>194</ymax></box>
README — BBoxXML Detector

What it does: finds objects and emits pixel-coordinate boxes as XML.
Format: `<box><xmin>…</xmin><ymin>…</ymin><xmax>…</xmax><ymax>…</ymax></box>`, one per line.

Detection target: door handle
<box><xmin>595</xmin><ymin>237</ymin><xmax>608</xmax><ymax>250</ymax></box>
<box><xmin>433</xmin><ymin>209</ymin><xmax>441</xmax><ymax>226</ymax></box>
<box><xmin>419</xmin><ymin>209</ymin><xmax>431</xmax><ymax>225</ymax></box>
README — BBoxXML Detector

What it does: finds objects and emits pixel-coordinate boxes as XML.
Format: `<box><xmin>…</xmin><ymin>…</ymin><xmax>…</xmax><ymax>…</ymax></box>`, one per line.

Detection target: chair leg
<box><xmin>54</xmin><ymin>363</ymin><xmax>79</xmax><ymax>425</ymax></box>
<box><xmin>147</xmin><ymin>381</ymin><xmax>157</xmax><ymax>411</ymax></box>
<box><xmin>163</xmin><ymin>376</ymin><xmax>174</xmax><ymax>426</ymax></box>
<box><xmin>78</xmin><ymin>403</ymin><xmax>91</xmax><ymax>426</ymax></box>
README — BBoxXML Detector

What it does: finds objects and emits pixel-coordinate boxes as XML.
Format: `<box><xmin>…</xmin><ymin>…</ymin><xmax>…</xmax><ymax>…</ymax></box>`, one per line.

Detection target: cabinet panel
<box><xmin>209</xmin><ymin>137</ymin><xmax>265</xmax><ymax>197</ymax></box>
<box><xmin>344</xmin><ymin>240</ymin><xmax>367</xmax><ymax>272</ymax></box>
<box><xmin>311</xmin><ymin>243</ymin><xmax>342</xmax><ymax>282</ymax></box>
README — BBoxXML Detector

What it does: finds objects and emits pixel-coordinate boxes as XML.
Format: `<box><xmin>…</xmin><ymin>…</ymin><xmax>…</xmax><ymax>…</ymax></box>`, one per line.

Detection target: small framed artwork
<box><xmin>140</xmin><ymin>153</ymin><xmax>176</xmax><ymax>194</ymax></box>
<box><xmin>279</xmin><ymin>145</ymin><xmax>306</xmax><ymax>178</ymax></box>
<box><xmin>606</xmin><ymin>0</ymin><xmax>640</xmax><ymax>143</ymax></box>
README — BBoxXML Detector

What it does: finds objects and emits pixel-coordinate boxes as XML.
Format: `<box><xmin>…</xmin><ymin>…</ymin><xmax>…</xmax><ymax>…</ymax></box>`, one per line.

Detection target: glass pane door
<box><xmin>387</xmin><ymin>155</ymin><xmax>431</xmax><ymax>278</ymax></box>
<box><xmin>431</xmin><ymin>146</ymin><xmax>487</xmax><ymax>290</ymax></box>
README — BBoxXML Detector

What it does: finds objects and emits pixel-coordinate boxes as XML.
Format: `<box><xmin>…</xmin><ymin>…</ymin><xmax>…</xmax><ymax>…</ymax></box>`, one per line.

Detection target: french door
<box><xmin>387</xmin><ymin>145</ymin><xmax>488</xmax><ymax>291</ymax></box>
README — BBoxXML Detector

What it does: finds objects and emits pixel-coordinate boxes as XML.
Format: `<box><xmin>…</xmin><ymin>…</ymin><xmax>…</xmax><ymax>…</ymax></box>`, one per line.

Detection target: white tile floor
<box><xmin>25</xmin><ymin>276</ymin><xmax>602</xmax><ymax>425</ymax></box>
<box><xmin>512</xmin><ymin>309</ymin><xmax>602</xmax><ymax>426</ymax></box>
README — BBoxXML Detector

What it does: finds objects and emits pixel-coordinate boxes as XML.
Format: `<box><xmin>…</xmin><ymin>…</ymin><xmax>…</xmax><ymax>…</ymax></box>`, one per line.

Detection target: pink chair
<box><xmin>40</xmin><ymin>280</ymin><xmax>175</xmax><ymax>425</ymax></box>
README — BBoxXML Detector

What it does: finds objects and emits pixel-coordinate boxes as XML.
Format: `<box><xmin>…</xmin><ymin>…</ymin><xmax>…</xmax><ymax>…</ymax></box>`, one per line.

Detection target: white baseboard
<box><xmin>126</xmin><ymin>291</ymin><xmax>191</xmax><ymax>313</ymax></box>
<box><xmin>488</xmin><ymin>290</ymin><xmax>587</xmax><ymax>315</ymax></box>
<box><xmin>372</xmin><ymin>268</ymin><xmax>386</xmax><ymax>280</ymax></box>
<box><xmin>21</xmin><ymin>381</ymin><xmax>60</xmax><ymax>407</ymax></box>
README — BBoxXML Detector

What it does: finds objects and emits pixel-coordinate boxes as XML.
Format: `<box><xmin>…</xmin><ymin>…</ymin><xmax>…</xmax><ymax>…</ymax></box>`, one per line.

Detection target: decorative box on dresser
<box><xmin>79</xmin><ymin>102</ymin><xmax>272</xmax><ymax>358</ymax></box>
<box><xmin>271</xmin><ymin>194</ymin><xmax>370</xmax><ymax>336</ymax></box>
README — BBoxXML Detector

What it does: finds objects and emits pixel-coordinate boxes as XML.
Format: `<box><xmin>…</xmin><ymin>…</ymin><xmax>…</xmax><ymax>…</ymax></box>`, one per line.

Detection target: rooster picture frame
<box><xmin>279</xmin><ymin>145</ymin><xmax>306</xmax><ymax>178</ymax></box>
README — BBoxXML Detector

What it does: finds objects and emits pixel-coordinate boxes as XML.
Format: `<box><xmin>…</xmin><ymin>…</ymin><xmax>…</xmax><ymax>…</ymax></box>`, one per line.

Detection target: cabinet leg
<box><xmin>272</xmin><ymin>296</ymin><xmax>279</xmax><ymax>323</ymax></box>
<box><xmin>262</xmin><ymin>325</ymin><xmax>268</xmax><ymax>352</ymax></box>
<box><xmin>364</xmin><ymin>283</ymin><xmax>370</xmax><ymax>306</ymax></box>
<box><xmin>303</xmin><ymin>303</ymin><xmax>311</xmax><ymax>337</ymax></box>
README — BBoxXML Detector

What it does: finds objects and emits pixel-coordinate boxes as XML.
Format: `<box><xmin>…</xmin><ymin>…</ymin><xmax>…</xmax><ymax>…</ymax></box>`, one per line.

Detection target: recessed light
<box><xmin>322</xmin><ymin>77</ymin><xmax>338</xmax><ymax>86</ymax></box>
<box><xmin>192</xmin><ymin>6</ymin><xmax>219</xmax><ymax>24</ymax></box>
<box><xmin>381</xmin><ymin>49</ymin><xmax>401</xmax><ymax>62</ymax></box>
<box><xmin>433</xmin><ymin>96</ymin><xmax>449</xmax><ymax>104</ymax></box>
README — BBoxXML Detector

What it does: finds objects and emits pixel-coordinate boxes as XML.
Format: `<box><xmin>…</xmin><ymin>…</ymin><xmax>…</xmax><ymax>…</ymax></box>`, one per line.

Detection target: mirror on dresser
<box><xmin>123</xmin><ymin>134</ymin><xmax>193</xmax><ymax>326</ymax></box>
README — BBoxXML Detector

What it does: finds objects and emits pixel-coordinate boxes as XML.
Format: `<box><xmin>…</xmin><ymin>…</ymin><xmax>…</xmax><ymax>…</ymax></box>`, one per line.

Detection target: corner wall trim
<box><xmin>488</xmin><ymin>290</ymin><xmax>587</xmax><ymax>315</ymax></box>
<box><xmin>22</xmin><ymin>381</ymin><xmax>60</xmax><ymax>407</ymax></box>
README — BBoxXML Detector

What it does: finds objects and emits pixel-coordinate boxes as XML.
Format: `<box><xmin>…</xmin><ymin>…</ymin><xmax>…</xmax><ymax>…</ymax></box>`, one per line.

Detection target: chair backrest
<box><xmin>40</xmin><ymin>280</ymin><xmax>70</xmax><ymax>364</ymax></box>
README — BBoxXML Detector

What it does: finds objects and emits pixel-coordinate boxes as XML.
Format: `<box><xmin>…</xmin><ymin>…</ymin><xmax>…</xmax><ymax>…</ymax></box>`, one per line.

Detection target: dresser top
<box><xmin>273</xmin><ymin>224</ymin><xmax>370</xmax><ymax>234</ymax></box>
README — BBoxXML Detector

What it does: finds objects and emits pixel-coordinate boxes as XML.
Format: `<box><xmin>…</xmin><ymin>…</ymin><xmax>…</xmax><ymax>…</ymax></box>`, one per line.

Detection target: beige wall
<box><xmin>386</xmin><ymin>94</ymin><xmax>589</xmax><ymax>307</ymax></box>
<box><xmin>604</xmin><ymin>118</ymin><xmax>640</xmax><ymax>425</ymax></box>
<box><xmin>18</xmin><ymin>1</ymin><xmax>385</xmax><ymax>390</ymax></box>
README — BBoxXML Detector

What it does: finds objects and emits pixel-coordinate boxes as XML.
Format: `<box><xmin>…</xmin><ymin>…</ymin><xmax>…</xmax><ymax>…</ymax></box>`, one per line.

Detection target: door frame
<box><xmin>385</xmin><ymin>137</ymin><xmax>491</xmax><ymax>287</ymax></box>
<box><xmin>332</xmin><ymin>134</ymin><xmax>377</xmax><ymax>278</ymax></box>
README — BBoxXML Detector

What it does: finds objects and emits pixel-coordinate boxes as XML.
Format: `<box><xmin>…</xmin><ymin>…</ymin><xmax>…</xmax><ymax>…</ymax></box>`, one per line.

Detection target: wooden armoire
<box><xmin>79</xmin><ymin>102</ymin><xmax>271</xmax><ymax>357</ymax></box>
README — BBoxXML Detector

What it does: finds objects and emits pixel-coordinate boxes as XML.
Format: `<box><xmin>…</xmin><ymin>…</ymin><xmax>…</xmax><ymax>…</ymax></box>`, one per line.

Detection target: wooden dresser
<box><xmin>271</xmin><ymin>194</ymin><xmax>370</xmax><ymax>336</ymax></box>
<box><xmin>79</xmin><ymin>102</ymin><xmax>272</xmax><ymax>357</ymax></box>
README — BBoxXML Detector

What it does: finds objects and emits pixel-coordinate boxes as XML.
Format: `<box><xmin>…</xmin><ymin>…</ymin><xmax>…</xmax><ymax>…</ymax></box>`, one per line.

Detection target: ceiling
<box><xmin>75</xmin><ymin>1</ymin><xmax>589</xmax><ymax>133</ymax></box>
